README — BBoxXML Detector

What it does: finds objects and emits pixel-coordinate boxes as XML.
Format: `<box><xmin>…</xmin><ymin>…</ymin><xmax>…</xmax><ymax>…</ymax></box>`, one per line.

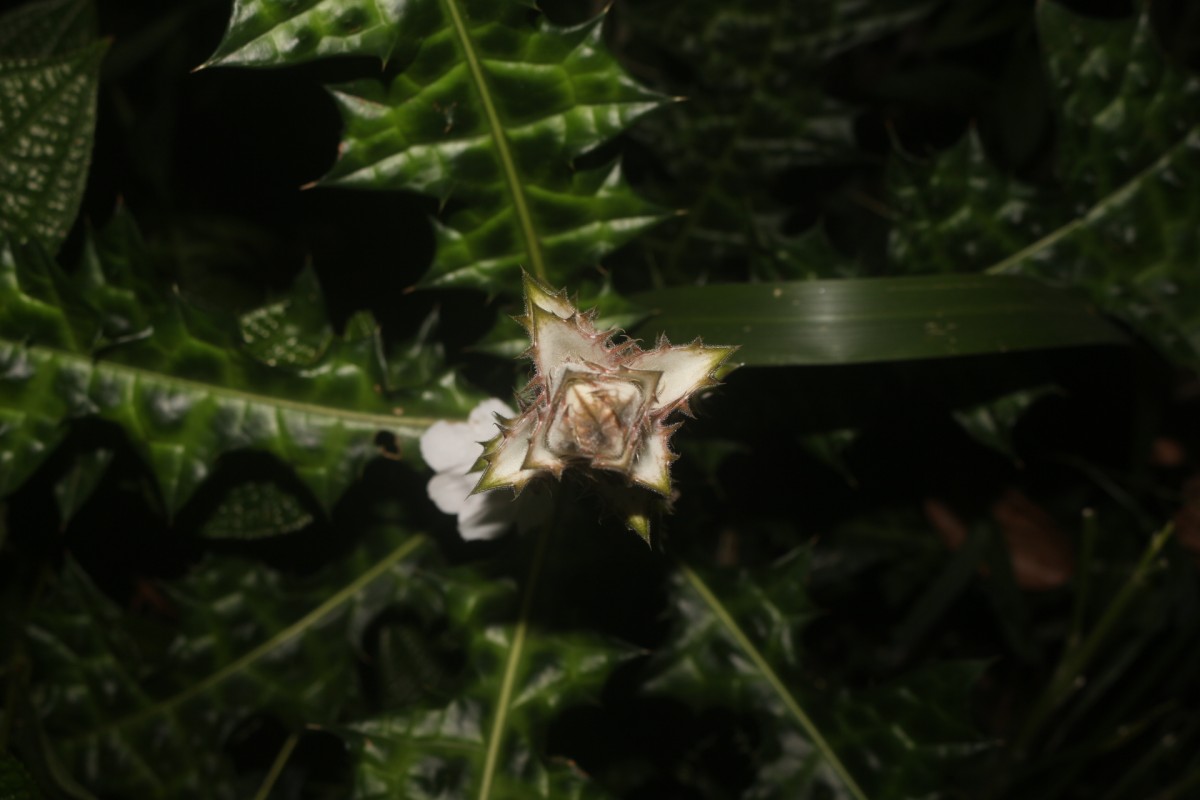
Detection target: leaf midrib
<box><xmin>439</xmin><ymin>0</ymin><xmax>546</xmax><ymax>283</ymax></box>
<box><xmin>9</xmin><ymin>340</ymin><xmax>447</xmax><ymax>433</ymax></box>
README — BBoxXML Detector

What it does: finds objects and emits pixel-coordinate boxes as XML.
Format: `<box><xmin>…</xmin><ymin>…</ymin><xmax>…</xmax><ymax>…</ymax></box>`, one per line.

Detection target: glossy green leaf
<box><xmin>343</xmin><ymin>534</ymin><xmax>627</xmax><ymax>799</ymax></box>
<box><xmin>209</xmin><ymin>0</ymin><xmax>666</xmax><ymax>293</ymax></box>
<box><xmin>0</xmin><ymin>0</ymin><xmax>104</xmax><ymax>251</ymax></box>
<box><xmin>651</xmin><ymin>552</ymin><xmax>984</xmax><ymax>799</ymax></box>
<box><xmin>623</xmin><ymin>0</ymin><xmax>934</xmax><ymax>281</ymax></box>
<box><xmin>633</xmin><ymin>275</ymin><xmax>1125</xmax><ymax>366</ymax></box>
<box><xmin>890</xmin><ymin>1</ymin><xmax>1200</xmax><ymax>368</ymax></box>
<box><xmin>24</xmin><ymin>527</ymin><xmax>426</xmax><ymax>799</ymax></box>
<box><xmin>0</xmin><ymin>218</ymin><xmax>471</xmax><ymax>513</ymax></box>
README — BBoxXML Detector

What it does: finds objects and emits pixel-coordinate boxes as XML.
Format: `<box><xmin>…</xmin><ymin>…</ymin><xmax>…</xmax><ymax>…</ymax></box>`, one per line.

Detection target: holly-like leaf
<box><xmin>343</xmin><ymin>535</ymin><xmax>628</xmax><ymax>799</ymax></box>
<box><xmin>890</xmin><ymin>1</ymin><xmax>1200</xmax><ymax>368</ymax></box>
<box><xmin>0</xmin><ymin>0</ymin><xmax>105</xmax><ymax>250</ymax></box>
<box><xmin>0</xmin><ymin>216</ymin><xmax>473</xmax><ymax>513</ymax></box>
<box><xmin>649</xmin><ymin>551</ymin><xmax>984</xmax><ymax>799</ymax></box>
<box><xmin>622</xmin><ymin>0</ymin><xmax>934</xmax><ymax>282</ymax></box>
<box><xmin>23</xmin><ymin>527</ymin><xmax>426</xmax><ymax>799</ymax></box>
<box><xmin>208</xmin><ymin>0</ymin><xmax>666</xmax><ymax>294</ymax></box>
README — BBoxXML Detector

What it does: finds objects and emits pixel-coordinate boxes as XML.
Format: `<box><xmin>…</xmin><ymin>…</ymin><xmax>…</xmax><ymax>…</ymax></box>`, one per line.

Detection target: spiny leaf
<box><xmin>343</xmin><ymin>537</ymin><xmax>628</xmax><ymax>799</ymax></box>
<box><xmin>650</xmin><ymin>552</ymin><xmax>984</xmax><ymax>799</ymax></box>
<box><xmin>208</xmin><ymin>0</ymin><xmax>666</xmax><ymax>293</ymax></box>
<box><xmin>23</xmin><ymin>527</ymin><xmax>426</xmax><ymax>799</ymax></box>
<box><xmin>890</xmin><ymin>1</ymin><xmax>1200</xmax><ymax>368</ymax></box>
<box><xmin>0</xmin><ymin>0</ymin><xmax>104</xmax><ymax>251</ymax></box>
<box><xmin>623</xmin><ymin>0</ymin><xmax>934</xmax><ymax>281</ymax></box>
<box><xmin>0</xmin><ymin>216</ymin><xmax>473</xmax><ymax>513</ymax></box>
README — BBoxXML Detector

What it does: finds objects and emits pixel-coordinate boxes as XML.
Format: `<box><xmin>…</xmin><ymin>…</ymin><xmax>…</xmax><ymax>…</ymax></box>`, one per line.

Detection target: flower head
<box><xmin>473</xmin><ymin>273</ymin><xmax>736</xmax><ymax>537</ymax></box>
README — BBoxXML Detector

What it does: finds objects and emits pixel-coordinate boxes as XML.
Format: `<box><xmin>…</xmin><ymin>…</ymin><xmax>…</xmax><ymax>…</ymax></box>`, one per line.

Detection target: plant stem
<box><xmin>1014</xmin><ymin>521</ymin><xmax>1174</xmax><ymax>754</ymax></box>
<box><xmin>476</xmin><ymin>517</ymin><xmax>553</xmax><ymax>800</ymax></box>
<box><xmin>441</xmin><ymin>0</ymin><xmax>546</xmax><ymax>283</ymax></box>
<box><xmin>679</xmin><ymin>563</ymin><xmax>868</xmax><ymax>800</ymax></box>
<box><xmin>252</xmin><ymin>730</ymin><xmax>300</xmax><ymax>800</ymax></box>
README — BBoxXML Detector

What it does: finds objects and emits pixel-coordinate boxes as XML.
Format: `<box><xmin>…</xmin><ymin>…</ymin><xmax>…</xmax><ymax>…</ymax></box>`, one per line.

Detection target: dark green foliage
<box><xmin>644</xmin><ymin>554</ymin><xmax>983</xmax><ymax>799</ymax></box>
<box><xmin>891</xmin><ymin>4</ymin><xmax>1200</xmax><ymax>367</ymax></box>
<box><xmin>0</xmin><ymin>216</ymin><xmax>476</xmax><ymax>513</ymax></box>
<box><xmin>617</xmin><ymin>0</ymin><xmax>935</xmax><ymax>282</ymax></box>
<box><xmin>25</xmin><ymin>529</ymin><xmax>424</xmax><ymax>798</ymax></box>
<box><xmin>0</xmin><ymin>753</ymin><xmax>42</xmax><ymax>799</ymax></box>
<box><xmin>3</xmin><ymin>0</ymin><xmax>1200</xmax><ymax>798</ymax></box>
<box><xmin>342</xmin><ymin>564</ymin><xmax>629</xmax><ymax>799</ymax></box>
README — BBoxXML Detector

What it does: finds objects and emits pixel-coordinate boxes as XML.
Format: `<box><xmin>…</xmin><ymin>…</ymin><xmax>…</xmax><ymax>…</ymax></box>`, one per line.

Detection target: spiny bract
<box><xmin>473</xmin><ymin>273</ymin><xmax>737</xmax><ymax>538</ymax></box>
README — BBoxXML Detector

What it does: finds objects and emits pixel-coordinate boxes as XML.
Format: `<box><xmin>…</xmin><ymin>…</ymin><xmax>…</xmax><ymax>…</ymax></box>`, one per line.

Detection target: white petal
<box><xmin>467</xmin><ymin>398</ymin><xmax>516</xmax><ymax>442</ymax></box>
<box><xmin>626</xmin><ymin>344</ymin><xmax>735</xmax><ymax>412</ymax></box>
<box><xmin>427</xmin><ymin>472</ymin><xmax>477</xmax><ymax>514</ymax></box>
<box><xmin>420</xmin><ymin>420</ymin><xmax>479</xmax><ymax>472</ymax></box>
<box><xmin>457</xmin><ymin>491</ymin><xmax>515</xmax><ymax>540</ymax></box>
<box><xmin>475</xmin><ymin>412</ymin><xmax>542</xmax><ymax>492</ymax></box>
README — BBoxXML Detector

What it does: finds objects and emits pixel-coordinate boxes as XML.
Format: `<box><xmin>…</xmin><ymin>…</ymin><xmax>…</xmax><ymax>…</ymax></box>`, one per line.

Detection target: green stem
<box><xmin>477</xmin><ymin>521</ymin><xmax>553</xmax><ymax>800</ymax></box>
<box><xmin>679</xmin><ymin>563</ymin><xmax>868</xmax><ymax>800</ymax></box>
<box><xmin>441</xmin><ymin>0</ymin><xmax>546</xmax><ymax>283</ymax></box>
<box><xmin>1014</xmin><ymin>521</ymin><xmax>1174</xmax><ymax>753</ymax></box>
<box><xmin>252</xmin><ymin>730</ymin><xmax>301</xmax><ymax>800</ymax></box>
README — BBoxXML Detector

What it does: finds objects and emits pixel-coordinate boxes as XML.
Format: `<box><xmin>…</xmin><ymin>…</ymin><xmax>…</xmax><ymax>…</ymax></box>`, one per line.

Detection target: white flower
<box><xmin>473</xmin><ymin>273</ymin><xmax>736</xmax><ymax>540</ymax></box>
<box><xmin>419</xmin><ymin>398</ymin><xmax>517</xmax><ymax>540</ymax></box>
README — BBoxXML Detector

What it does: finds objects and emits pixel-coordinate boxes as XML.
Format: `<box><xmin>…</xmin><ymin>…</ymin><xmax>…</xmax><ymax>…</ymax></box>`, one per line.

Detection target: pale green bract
<box><xmin>474</xmin><ymin>274</ymin><xmax>737</xmax><ymax>542</ymax></box>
